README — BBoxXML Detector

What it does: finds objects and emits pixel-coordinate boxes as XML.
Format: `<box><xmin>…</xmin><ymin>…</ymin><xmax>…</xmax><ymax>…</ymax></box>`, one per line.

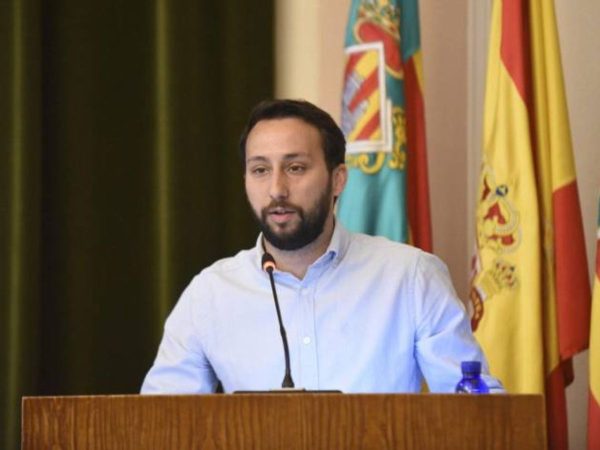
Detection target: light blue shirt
<box><xmin>141</xmin><ymin>222</ymin><xmax>503</xmax><ymax>393</ymax></box>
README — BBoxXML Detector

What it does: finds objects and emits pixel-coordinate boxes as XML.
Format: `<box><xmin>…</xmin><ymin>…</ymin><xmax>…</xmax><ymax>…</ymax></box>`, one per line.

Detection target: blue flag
<box><xmin>338</xmin><ymin>0</ymin><xmax>431</xmax><ymax>250</ymax></box>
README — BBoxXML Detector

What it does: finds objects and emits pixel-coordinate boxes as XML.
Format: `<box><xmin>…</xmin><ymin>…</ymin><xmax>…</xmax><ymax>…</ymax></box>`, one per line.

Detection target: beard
<box><xmin>251</xmin><ymin>182</ymin><xmax>333</xmax><ymax>251</ymax></box>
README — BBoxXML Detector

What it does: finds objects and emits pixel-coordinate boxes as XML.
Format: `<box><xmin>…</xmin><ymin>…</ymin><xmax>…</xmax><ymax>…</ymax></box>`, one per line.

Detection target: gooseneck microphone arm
<box><xmin>262</xmin><ymin>252</ymin><xmax>295</xmax><ymax>388</ymax></box>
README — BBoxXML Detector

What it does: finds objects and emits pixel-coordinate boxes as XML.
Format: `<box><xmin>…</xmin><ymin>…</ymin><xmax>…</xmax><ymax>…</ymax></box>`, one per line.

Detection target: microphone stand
<box><xmin>265</xmin><ymin>262</ymin><xmax>295</xmax><ymax>388</ymax></box>
<box><xmin>234</xmin><ymin>252</ymin><xmax>341</xmax><ymax>394</ymax></box>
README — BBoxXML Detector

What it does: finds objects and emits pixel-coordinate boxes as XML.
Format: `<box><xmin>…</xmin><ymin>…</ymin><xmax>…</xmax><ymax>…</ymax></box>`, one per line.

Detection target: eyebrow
<box><xmin>246</xmin><ymin>152</ymin><xmax>310</xmax><ymax>164</ymax></box>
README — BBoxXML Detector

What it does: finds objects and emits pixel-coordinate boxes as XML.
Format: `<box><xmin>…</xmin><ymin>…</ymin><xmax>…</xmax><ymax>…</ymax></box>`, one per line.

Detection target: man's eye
<box><xmin>288</xmin><ymin>164</ymin><xmax>305</xmax><ymax>174</ymax></box>
<box><xmin>250</xmin><ymin>166</ymin><xmax>268</xmax><ymax>175</ymax></box>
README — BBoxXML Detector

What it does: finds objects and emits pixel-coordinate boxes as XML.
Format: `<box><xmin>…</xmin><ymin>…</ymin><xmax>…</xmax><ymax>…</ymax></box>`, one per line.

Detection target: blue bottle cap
<box><xmin>461</xmin><ymin>361</ymin><xmax>482</xmax><ymax>373</ymax></box>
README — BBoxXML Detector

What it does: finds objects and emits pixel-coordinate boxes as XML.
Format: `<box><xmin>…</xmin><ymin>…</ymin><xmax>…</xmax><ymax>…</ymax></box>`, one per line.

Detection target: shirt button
<box><xmin>303</xmin><ymin>336</ymin><xmax>311</xmax><ymax>345</ymax></box>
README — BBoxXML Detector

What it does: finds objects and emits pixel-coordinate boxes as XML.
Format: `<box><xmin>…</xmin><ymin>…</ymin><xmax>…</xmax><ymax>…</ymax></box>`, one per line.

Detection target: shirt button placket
<box><xmin>299</xmin><ymin>285</ymin><xmax>318</xmax><ymax>390</ymax></box>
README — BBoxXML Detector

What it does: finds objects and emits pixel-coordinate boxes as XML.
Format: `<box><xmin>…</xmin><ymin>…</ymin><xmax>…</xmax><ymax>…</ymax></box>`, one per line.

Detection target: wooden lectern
<box><xmin>22</xmin><ymin>394</ymin><xmax>546</xmax><ymax>449</ymax></box>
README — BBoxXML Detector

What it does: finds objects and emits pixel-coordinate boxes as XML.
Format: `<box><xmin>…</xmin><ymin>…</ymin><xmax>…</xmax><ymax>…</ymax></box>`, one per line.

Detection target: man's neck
<box><xmin>264</xmin><ymin>216</ymin><xmax>335</xmax><ymax>280</ymax></box>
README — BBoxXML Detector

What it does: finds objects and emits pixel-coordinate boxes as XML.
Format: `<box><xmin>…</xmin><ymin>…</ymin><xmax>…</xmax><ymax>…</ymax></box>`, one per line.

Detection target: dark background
<box><xmin>0</xmin><ymin>1</ymin><xmax>274</xmax><ymax>448</ymax></box>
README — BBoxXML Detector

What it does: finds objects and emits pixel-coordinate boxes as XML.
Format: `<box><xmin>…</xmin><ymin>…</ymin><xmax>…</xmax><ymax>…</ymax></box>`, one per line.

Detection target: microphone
<box><xmin>261</xmin><ymin>252</ymin><xmax>295</xmax><ymax>388</ymax></box>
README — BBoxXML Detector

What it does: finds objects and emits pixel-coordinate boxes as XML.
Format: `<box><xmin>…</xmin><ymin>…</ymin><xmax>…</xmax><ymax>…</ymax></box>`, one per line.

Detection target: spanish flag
<box><xmin>470</xmin><ymin>1</ymin><xmax>591</xmax><ymax>449</ymax></box>
<box><xmin>337</xmin><ymin>0</ymin><xmax>431</xmax><ymax>251</ymax></box>
<box><xmin>589</xmin><ymin>202</ymin><xmax>600</xmax><ymax>450</ymax></box>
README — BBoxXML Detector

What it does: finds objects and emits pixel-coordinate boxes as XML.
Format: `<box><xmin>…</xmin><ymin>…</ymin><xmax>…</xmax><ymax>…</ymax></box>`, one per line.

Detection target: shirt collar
<box><xmin>253</xmin><ymin>218</ymin><xmax>351</xmax><ymax>272</ymax></box>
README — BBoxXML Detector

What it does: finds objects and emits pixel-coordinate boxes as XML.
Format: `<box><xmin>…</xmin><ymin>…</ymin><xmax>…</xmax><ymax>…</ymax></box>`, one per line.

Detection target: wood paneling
<box><xmin>22</xmin><ymin>394</ymin><xmax>546</xmax><ymax>450</ymax></box>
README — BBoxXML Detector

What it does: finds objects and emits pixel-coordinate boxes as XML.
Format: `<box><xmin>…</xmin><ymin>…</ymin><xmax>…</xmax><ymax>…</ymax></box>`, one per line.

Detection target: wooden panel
<box><xmin>22</xmin><ymin>394</ymin><xmax>546</xmax><ymax>450</ymax></box>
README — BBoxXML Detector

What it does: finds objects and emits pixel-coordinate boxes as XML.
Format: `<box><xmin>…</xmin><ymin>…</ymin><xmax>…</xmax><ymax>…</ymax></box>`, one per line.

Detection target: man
<box><xmin>141</xmin><ymin>99</ymin><xmax>503</xmax><ymax>393</ymax></box>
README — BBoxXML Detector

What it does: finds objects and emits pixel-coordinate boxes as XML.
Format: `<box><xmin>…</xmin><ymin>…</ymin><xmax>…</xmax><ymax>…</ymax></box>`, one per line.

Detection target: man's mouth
<box><xmin>267</xmin><ymin>206</ymin><xmax>298</xmax><ymax>224</ymax></box>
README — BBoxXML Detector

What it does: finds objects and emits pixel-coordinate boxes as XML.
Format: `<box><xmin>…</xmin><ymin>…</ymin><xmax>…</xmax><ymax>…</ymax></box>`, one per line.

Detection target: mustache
<box><xmin>263</xmin><ymin>200</ymin><xmax>301</xmax><ymax>213</ymax></box>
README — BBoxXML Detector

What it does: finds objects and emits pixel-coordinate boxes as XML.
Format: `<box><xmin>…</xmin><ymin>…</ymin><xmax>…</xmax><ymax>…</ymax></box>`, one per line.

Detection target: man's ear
<box><xmin>332</xmin><ymin>164</ymin><xmax>348</xmax><ymax>197</ymax></box>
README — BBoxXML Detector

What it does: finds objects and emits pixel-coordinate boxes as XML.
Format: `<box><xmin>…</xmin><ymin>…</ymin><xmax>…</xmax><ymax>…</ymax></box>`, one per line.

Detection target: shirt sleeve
<box><xmin>140</xmin><ymin>276</ymin><xmax>219</xmax><ymax>394</ymax></box>
<box><xmin>412</xmin><ymin>252</ymin><xmax>505</xmax><ymax>393</ymax></box>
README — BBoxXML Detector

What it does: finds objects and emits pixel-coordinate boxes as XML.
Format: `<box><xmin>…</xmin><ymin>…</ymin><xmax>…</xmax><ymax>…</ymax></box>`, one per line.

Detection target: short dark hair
<box><xmin>238</xmin><ymin>99</ymin><xmax>346</xmax><ymax>172</ymax></box>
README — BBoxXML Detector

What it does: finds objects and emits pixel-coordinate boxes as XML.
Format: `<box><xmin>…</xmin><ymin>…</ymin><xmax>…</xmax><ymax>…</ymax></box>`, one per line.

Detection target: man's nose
<box><xmin>269</xmin><ymin>170</ymin><xmax>289</xmax><ymax>200</ymax></box>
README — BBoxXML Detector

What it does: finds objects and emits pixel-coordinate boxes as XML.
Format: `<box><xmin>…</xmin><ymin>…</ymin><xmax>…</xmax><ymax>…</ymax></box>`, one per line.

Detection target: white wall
<box><xmin>275</xmin><ymin>1</ymin><xmax>600</xmax><ymax>447</ymax></box>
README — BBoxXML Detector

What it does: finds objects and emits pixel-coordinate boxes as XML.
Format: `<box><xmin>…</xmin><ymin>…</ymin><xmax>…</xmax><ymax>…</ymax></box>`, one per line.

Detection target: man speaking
<box><xmin>141</xmin><ymin>99</ymin><xmax>503</xmax><ymax>393</ymax></box>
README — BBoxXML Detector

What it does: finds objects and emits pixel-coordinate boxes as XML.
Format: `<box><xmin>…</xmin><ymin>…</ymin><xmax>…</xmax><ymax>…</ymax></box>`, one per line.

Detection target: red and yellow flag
<box><xmin>589</xmin><ymin>201</ymin><xmax>600</xmax><ymax>450</ymax></box>
<box><xmin>470</xmin><ymin>1</ymin><xmax>591</xmax><ymax>448</ymax></box>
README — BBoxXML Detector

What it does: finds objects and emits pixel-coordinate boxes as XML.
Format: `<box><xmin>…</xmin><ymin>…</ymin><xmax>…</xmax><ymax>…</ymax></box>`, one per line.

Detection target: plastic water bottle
<box><xmin>455</xmin><ymin>361</ymin><xmax>489</xmax><ymax>394</ymax></box>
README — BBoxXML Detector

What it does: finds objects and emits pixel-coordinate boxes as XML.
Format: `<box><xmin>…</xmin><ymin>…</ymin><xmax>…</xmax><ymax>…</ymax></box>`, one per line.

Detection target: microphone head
<box><xmin>261</xmin><ymin>252</ymin><xmax>276</xmax><ymax>273</ymax></box>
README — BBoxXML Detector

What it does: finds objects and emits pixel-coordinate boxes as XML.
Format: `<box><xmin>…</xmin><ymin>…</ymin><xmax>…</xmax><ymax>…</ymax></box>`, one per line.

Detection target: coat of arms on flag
<box><xmin>342</xmin><ymin>42</ymin><xmax>392</xmax><ymax>155</ymax></box>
